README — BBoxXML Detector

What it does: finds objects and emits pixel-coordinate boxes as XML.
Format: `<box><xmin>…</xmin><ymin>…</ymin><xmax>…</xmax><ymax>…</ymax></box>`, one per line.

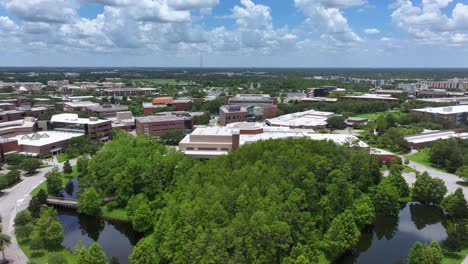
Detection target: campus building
<box><xmin>87</xmin><ymin>104</ymin><xmax>129</xmax><ymax>117</ymax></box>
<box><xmin>135</xmin><ymin>112</ymin><xmax>193</xmax><ymax>137</ymax></box>
<box><xmin>179</xmin><ymin>123</ymin><xmax>368</xmax><ymax>159</ymax></box>
<box><xmin>219</xmin><ymin>105</ymin><xmax>248</xmax><ymax>126</ymax></box>
<box><xmin>0</xmin><ymin>138</ymin><xmax>18</xmax><ymax>162</ymax></box>
<box><xmin>404</xmin><ymin>129</ymin><xmax>468</xmax><ymax>149</ymax></box>
<box><xmin>13</xmin><ymin>131</ymin><xmax>83</xmax><ymax>157</ymax></box>
<box><xmin>142</xmin><ymin>97</ymin><xmax>192</xmax><ymax>115</ymax></box>
<box><xmin>107</xmin><ymin>111</ymin><xmax>136</xmax><ymax>131</ymax></box>
<box><xmin>266</xmin><ymin>109</ymin><xmax>336</xmax><ymax>129</ymax></box>
<box><xmin>0</xmin><ymin>118</ymin><xmax>37</xmax><ymax>137</ymax></box>
<box><xmin>410</xmin><ymin>105</ymin><xmax>468</xmax><ymax>125</ymax></box>
<box><xmin>49</xmin><ymin>114</ymin><xmax>112</xmax><ymax>141</ymax></box>
<box><xmin>340</xmin><ymin>94</ymin><xmax>399</xmax><ymax>103</ymax></box>
<box><xmin>63</xmin><ymin>101</ymin><xmax>100</xmax><ymax>112</ymax></box>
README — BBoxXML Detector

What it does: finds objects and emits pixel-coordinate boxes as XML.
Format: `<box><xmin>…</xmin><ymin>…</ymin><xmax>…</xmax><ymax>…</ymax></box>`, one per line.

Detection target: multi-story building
<box><xmin>0</xmin><ymin>118</ymin><xmax>37</xmax><ymax>137</ymax></box>
<box><xmin>339</xmin><ymin>94</ymin><xmax>399</xmax><ymax>103</ymax></box>
<box><xmin>266</xmin><ymin>109</ymin><xmax>336</xmax><ymax>129</ymax></box>
<box><xmin>410</xmin><ymin>105</ymin><xmax>468</xmax><ymax>125</ymax></box>
<box><xmin>47</xmin><ymin>80</ymin><xmax>69</xmax><ymax>87</ymax></box>
<box><xmin>135</xmin><ymin>112</ymin><xmax>193</xmax><ymax>137</ymax></box>
<box><xmin>228</xmin><ymin>94</ymin><xmax>278</xmax><ymax>105</ymax></box>
<box><xmin>142</xmin><ymin>97</ymin><xmax>192</xmax><ymax>115</ymax></box>
<box><xmin>87</xmin><ymin>104</ymin><xmax>129</xmax><ymax>117</ymax></box>
<box><xmin>13</xmin><ymin>131</ymin><xmax>83</xmax><ymax>157</ymax></box>
<box><xmin>50</xmin><ymin>114</ymin><xmax>112</xmax><ymax>141</ymax></box>
<box><xmin>0</xmin><ymin>138</ymin><xmax>18</xmax><ymax>162</ymax></box>
<box><xmin>219</xmin><ymin>105</ymin><xmax>248</xmax><ymax>126</ymax></box>
<box><xmin>63</xmin><ymin>101</ymin><xmax>100</xmax><ymax>112</ymax></box>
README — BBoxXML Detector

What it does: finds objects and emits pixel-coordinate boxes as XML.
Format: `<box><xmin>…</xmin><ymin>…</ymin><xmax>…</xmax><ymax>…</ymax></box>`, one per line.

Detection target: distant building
<box><xmin>47</xmin><ymin>80</ymin><xmax>69</xmax><ymax>87</ymax></box>
<box><xmin>345</xmin><ymin>117</ymin><xmax>369</xmax><ymax>127</ymax></box>
<box><xmin>404</xmin><ymin>129</ymin><xmax>468</xmax><ymax>149</ymax></box>
<box><xmin>143</xmin><ymin>97</ymin><xmax>192</xmax><ymax>116</ymax></box>
<box><xmin>88</xmin><ymin>104</ymin><xmax>129</xmax><ymax>117</ymax></box>
<box><xmin>305</xmin><ymin>86</ymin><xmax>345</xmax><ymax>97</ymax></box>
<box><xmin>100</xmin><ymin>87</ymin><xmax>159</xmax><ymax>96</ymax></box>
<box><xmin>107</xmin><ymin>111</ymin><xmax>136</xmax><ymax>131</ymax></box>
<box><xmin>219</xmin><ymin>105</ymin><xmax>248</xmax><ymax>126</ymax></box>
<box><xmin>50</xmin><ymin>114</ymin><xmax>112</xmax><ymax>141</ymax></box>
<box><xmin>135</xmin><ymin>112</ymin><xmax>193</xmax><ymax>137</ymax></box>
<box><xmin>228</xmin><ymin>94</ymin><xmax>277</xmax><ymax>105</ymax></box>
<box><xmin>410</xmin><ymin>105</ymin><xmax>468</xmax><ymax>125</ymax></box>
<box><xmin>63</xmin><ymin>101</ymin><xmax>100</xmax><ymax>112</ymax></box>
<box><xmin>397</xmin><ymin>83</ymin><xmax>428</xmax><ymax>92</ymax></box>
<box><xmin>340</xmin><ymin>94</ymin><xmax>399</xmax><ymax>103</ymax></box>
<box><xmin>266</xmin><ymin>109</ymin><xmax>336</xmax><ymax>129</ymax></box>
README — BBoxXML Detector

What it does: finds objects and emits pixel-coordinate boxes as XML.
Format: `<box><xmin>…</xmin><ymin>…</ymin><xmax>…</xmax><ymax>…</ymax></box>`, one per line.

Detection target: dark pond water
<box><xmin>57</xmin><ymin>177</ymin><xmax>142</xmax><ymax>264</ymax></box>
<box><xmin>335</xmin><ymin>202</ymin><xmax>448</xmax><ymax>264</ymax></box>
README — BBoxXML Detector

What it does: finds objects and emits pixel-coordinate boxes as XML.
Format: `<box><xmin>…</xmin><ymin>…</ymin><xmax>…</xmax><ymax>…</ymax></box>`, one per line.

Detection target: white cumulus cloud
<box><xmin>364</xmin><ymin>28</ymin><xmax>380</xmax><ymax>34</ymax></box>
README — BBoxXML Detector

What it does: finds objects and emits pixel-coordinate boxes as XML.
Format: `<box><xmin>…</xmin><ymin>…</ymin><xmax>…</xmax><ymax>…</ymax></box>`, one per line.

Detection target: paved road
<box><xmin>403</xmin><ymin>160</ymin><xmax>468</xmax><ymax>201</ymax></box>
<box><xmin>0</xmin><ymin>157</ymin><xmax>76</xmax><ymax>263</ymax></box>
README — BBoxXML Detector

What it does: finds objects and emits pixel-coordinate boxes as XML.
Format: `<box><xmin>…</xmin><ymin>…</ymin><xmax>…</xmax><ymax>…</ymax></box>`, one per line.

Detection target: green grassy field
<box><xmin>57</xmin><ymin>153</ymin><xmax>70</xmax><ymax>163</ymax></box>
<box><xmin>102</xmin><ymin>205</ymin><xmax>128</xmax><ymax>221</ymax></box>
<box><xmin>356</xmin><ymin>111</ymin><xmax>408</xmax><ymax>121</ymax></box>
<box><xmin>406</xmin><ymin>149</ymin><xmax>435</xmax><ymax>168</ymax></box>
<box><xmin>18</xmin><ymin>239</ymin><xmax>77</xmax><ymax>264</ymax></box>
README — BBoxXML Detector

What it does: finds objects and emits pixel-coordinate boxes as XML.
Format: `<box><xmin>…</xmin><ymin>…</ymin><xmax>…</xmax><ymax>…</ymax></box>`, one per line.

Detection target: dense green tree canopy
<box><xmin>412</xmin><ymin>172</ymin><xmax>447</xmax><ymax>205</ymax></box>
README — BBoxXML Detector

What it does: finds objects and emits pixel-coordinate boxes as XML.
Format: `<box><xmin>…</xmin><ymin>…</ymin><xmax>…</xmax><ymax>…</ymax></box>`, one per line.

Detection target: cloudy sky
<box><xmin>1</xmin><ymin>0</ymin><xmax>468</xmax><ymax>67</ymax></box>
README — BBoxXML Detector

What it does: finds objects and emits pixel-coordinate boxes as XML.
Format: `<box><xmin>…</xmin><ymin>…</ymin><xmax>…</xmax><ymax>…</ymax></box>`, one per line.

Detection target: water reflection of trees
<box><xmin>374</xmin><ymin>214</ymin><xmax>399</xmax><ymax>240</ymax></box>
<box><xmin>78</xmin><ymin>214</ymin><xmax>105</xmax><ymax>241</ymax></box>
<box><xmin>409</xmin><ymin>203</ymin><xmax>444</xmax><ymax>230</ymax></box>
<box><xmin>109</xmin><ymin>219</ymin><xmax>143</xmax><ymax>245</ymax></box>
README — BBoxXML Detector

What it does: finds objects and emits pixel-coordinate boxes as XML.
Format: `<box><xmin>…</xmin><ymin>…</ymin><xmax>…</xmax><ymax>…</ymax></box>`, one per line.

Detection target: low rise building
<box><xmin>47</xmin><ymin>80</ymin><xmax>69</xmax><ymax>87</ymax></box>
<box><xmin>63</xmin><ymin>101</ymin><xmax>100</xmax><ymax>112</ymax></box>
<box><xmin>143</xmin><ymin>97</ymin><xmax>192</xmax><ymax>115</ymax></box>
<box><xmin>88</xmin><ymin>104</ymin><xmax>129</xmax><ymax>117</ymax></box>
<box><xmin>340</xmin><ymin>94</ymin><xmax>399</xmax><ymax>103</ymax></box>
<box><xmin>13</xmin><ymin>131</ymin><xmax>83</xmax><ymax>156</ymax></box>
<box><xmin>266</xmin><ymin>109</ymin><xmax>336</xmax><ymax>129</ymax></box>
<box><xmin>0</xmin><ymin>118</ymin><xmax>37</xmax><ymax>137</ymax></box>
<box><xmin>100</xmin><ymin>87</ymin><xmax>159</xmax><ymax>96</ymax></box>
<box><xmin>135</xmin><ymin>112</ymin><xmax>192</xmax><ymax>137</ymax></box>
<box><xmin>0</xmin><ymin>138</ymin><xmax>18</xmax><ymax>162</ymax></box>
<box><xmin>404</xmin><ymin>129</ymin><xmax>468</xmax><ymax>149</ymax></box>
<box><xmin>107</xmin><ymin>111</ymin><xmax>135</xmax><ymax>131</ymax></box>
<box><xmin>179</xmin><ymin>123</ymin><xmax>367</xmax><ymax>159</ymax></box>
<box><xmin>228</xmin><ymin>94</ymin><xmax>277</xmax><ymax>105</ymax></box>
<box><xmin>50</xmin><ymin>114</ymin><xmax>112</xmax><ymax>141</ymax></box>
<box><xmin>410</xmin><ymin>105</ymin><xmax>468</xmax><ymax>125</ymax></box>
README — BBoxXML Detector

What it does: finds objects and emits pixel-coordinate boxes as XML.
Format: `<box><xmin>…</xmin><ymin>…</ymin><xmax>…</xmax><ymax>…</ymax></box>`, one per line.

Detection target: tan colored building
<box><xmin>13</xmin><ymin>131</ymin><xmax>83</xmax><ymax>156</ymax></box>
<box><xmin>63</xmin><ymin>101</ymin><xmax>100</xmax><ymax>112</ymax></box>
<box><xmin>0</xmin><ymin>118</ymin><xmax>37</xmax><ymax>137</ymax></box>
<box><xmin>50</xmin><ymin>114</ymin><xmax>112</xmax><ymax>141</ymax></box>
<box><xmin>410</xmin><ymin>105</ymin><xmax>468</xmax><ymax>125</ymax></box>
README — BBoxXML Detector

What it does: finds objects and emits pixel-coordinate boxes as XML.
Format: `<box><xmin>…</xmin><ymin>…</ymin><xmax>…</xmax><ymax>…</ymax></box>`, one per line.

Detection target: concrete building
<box><xmin>100</xmin><ymin>87</ymin><xmax>159</xmax><ymax>96</ymax></box>
<box><xmin>397</xmin><ymin>83</ymin><xmax>428</xmax><ymax>92</ymax></box>
<box><xmin>266</xmin><ymin>109</ymin><xmax>336</xmax><ymax>129</ymax></box>
<box><xmin>219</xmin><ymin>105</ymin><xmax>248</xmax><ymax>126</ymax></box>
<box><xmin>0</xmin><ymin>110</ymin><xmax>26</xmax><ymax>122</ymax></box>
<box><xmin>107</xmin><ymin>111</ymin><xmax>135</xmax><ymax>131</ymax></box>
<box><xmin>50</xmin><ymin>114</ymin><xmax>112</xmax><ymax>141</ymax></box>
<box><xmin>63</xmin><ymin>101</ymin><xmax>100</xmax><ymax>112</ymax></box>
<box><xmin>416</xmin><ymin>97</ymin><xmax>468</xmax><ymax>104</ymax></box>
<box><xmin>88</xmin><ymin>104</ymin><xmax>129</xmax><ymax>117</ymax></box>
<box><xmin>340</xmin><ymin>94</ymin><xmax>399</xmax><ymax>103</ymax></box>
<box><xmin>13</xmin><ymin>131</ymin><xmax>83</xmax><ymax>156</ymax></box>
<box><xmin>179</xmin><ymin>123</ymin><xmax>367</xmax><ymax>159</ymax></box>
<box><xmin>410</xmin><ymin>105</ymin><xmax>468</xmax><ymax>125</ymax></box>
<box><xmin>0</xmin><ymin>118</ymin><xmax>37</xmax><ymax>137</ymax></box>
<box><xmin>404</xmin><ymin>129</ymin><xmax>468</xmax><ymax>149</ymax></box>
<box><xmin>143</xmin><ymin>97</ymin><xmax>192</xmax><ymax>115</ymax></box>
<box><xmin>135</xmin><ymin>112</ymin><xmax>193</xmax><ymax>137</ymax></box>
<box><xmin>47</xmin><ymin>80</ymin><xmax>69</xmax><ymax>87</ymax></box>
<box><xmin>228</xmin><ymin>94</ymin><xmax>278</xmax><ymax>105</ymax></box>
<box><xmin>305</xmin><ymin>86</ymin><xmax>346</xmax><ymax>97</ymax></box>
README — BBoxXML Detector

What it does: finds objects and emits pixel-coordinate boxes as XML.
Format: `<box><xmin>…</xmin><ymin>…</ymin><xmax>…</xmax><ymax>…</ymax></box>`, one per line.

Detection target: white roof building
<box><xmin>266</xmin><ymin>109</ymin><xmax>336</xmax><ymax>129</ymax></box>
<box><xmin>51</xmin><ymin>113</ymin><xmax>110</xmax><ymax>125</ymax></box>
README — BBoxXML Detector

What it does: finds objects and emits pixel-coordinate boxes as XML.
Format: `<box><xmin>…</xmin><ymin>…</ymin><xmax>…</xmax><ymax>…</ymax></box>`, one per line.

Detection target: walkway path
<box><xmin>0</xmin><ymin>157</ymin><xmax>77</xmax><ymax>263</ymax></box>
<box><xmin>403</xmin><ymin>160</ymin><xmax>468</xmax><ymax>201</ymax></box>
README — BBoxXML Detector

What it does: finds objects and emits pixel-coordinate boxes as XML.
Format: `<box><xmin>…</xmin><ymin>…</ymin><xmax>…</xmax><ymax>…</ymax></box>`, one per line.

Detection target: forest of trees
<box><xmin>429</xmin><ymin>139</ymin><xmax>468</xmax><ymax>173</ymax></box>
<box><xmin>77</xmin><ymin>132</ymin><xmax>390</xmax><ymax>262</ymax></box>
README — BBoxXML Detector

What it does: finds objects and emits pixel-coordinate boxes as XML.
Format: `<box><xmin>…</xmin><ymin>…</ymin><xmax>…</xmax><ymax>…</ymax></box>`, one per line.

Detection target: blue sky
<box><xmin>1</xmin><ymin>0</ymin><xmax>468</xmax><ymax>67</ymax></box>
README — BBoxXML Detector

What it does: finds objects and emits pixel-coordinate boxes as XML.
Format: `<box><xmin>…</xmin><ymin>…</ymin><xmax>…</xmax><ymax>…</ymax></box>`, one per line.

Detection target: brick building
<box><xmin>219</xmin><ymin>105</ymin><xmax>248</xmax><ymax>126</ymax></box>
<box><xmin>135</xmin><ymin>112</ymin><xmax>193</xmax><ymax>137</ymax></box>
<box><xmin>50</xmin><ymin>114</ymin><xmax>112</xmax><ymax>141</ymax></box>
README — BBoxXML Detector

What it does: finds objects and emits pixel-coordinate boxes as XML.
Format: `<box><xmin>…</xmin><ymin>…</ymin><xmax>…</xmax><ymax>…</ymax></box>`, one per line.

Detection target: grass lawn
<box><xmin>442</xmin><ymin>248</ymin><xmax>468</xmax><ymax>264</ymax></box>
<box><xmin>456</xmin><ymin>181</ymin><xmax>468</xmax><ymax>187</ymax></box>
<box><xmin>403</xmin><ymin>165</ymin><xmax>418</xmax><ymax>173</ymax></box>
<box><xmin>101</xmin><ymin>205</ymin><xmax>129</xmax><ymax>221</ymax></box>
<box><xmin>57</xmin><ymin>153</ymin><xmax>70</xmax><ymax>163</ymax></box>
<box><xmin>356</xmin><ymin>111</ymin><xmax>408</xmax><ymax>121</ymax></box>
<box><xmin>406</xmin><ymin>148</ymin><xmax>435</xmax><ymax>168</ymax></box>
<box><xmin>18</xmin><ymin>238</ymin><xmax>77</xmax><ymax>264</ymax></box>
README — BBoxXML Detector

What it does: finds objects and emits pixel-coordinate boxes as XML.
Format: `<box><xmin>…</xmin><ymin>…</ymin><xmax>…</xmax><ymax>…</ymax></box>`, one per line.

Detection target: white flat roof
<box><xmin>266</xmin><ymin>109</ymin><xmax>334</xmax><ymax>127</ymax></box>
<box><xmin>50</xmin><ymin>113</ymin><xmax>109</xmax><ymax>125</ymax></box>
<box><xmin>14</xmin><ymin>131</ymin><xmax>83</xmax><ymax>147</ymax></box>
<box><xmin>411</xmin><ymin>105</ymin><xmax>468</xmax><ymax>115</ymax></box>
<box><xmin>405</xmin><ymin>131</ymin><xmax>468</xmax><ymax>144</ymax></box>
<box><xmin>64</xmin><ymin>101</ymin><xmax>99</xmax><ymax>107</ymax></box>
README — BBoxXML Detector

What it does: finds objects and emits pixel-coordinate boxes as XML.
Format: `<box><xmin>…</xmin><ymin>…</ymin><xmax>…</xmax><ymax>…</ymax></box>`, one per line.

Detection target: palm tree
<box><xmin>0</xmin><ymin>233</ymin><xmax>12</xmax><ymax>262</ymax></box>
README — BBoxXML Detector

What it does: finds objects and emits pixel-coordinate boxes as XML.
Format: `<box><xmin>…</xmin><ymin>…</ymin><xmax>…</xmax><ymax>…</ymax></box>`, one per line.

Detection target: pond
<box><xmin>57</xmin><ymin>177</ymin><xmax>142</xmax><ymax>264</ymax></box>
<box><xmin>335</xmin><ymin>202</ymin><xmax>448</xmax><ymax>264</ymax></box>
